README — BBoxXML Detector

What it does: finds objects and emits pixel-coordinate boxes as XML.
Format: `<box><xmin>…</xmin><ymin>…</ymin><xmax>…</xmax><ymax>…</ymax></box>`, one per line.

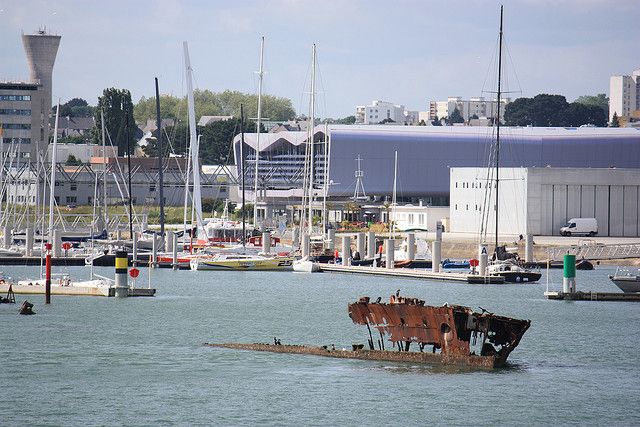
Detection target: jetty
<box><xmin>0</xmin><ymin>282</ymin><xmax>155</xmax><ymax>297</ymax></box>
<box><xmin>544</xmin><ymin>290</ymin><xmax>640</xmax><ymax>302</ymax></box>
<box><xmin>316</xmin><ymin>263</ymin><xmax>506</xmax><ymax>284</ymax></box>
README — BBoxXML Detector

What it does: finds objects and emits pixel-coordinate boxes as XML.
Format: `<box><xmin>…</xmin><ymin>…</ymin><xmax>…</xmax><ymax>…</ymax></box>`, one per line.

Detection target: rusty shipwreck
<box><xmin>207</xmin><ymin>294</ymin><xmax>530</xmax><ymax>369</ymax></box>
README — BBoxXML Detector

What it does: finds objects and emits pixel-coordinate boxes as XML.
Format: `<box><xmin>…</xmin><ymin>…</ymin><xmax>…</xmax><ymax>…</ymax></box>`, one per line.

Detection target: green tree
<box><xmin>558</xmin><ymin>102</ymin><xmax>606</xmax><ymax>127</ymax></box>
<box><xmin>92</xmin><ymin>88</ymin><xmax>137</xmax><ymax>156</ymax></box>
<box><xmin>575</xmin><ymin>93</ymin><xmax>609</xmax><ymax>118</ymax></box>
<box><xmin>431</xmin><ymin>115</ymin><xmax>442</xmax><ymax>126</ymax></box>
<box><xmin>52</xmin><ymin>98</ymin><xmax>95</xmax><ymax>118</ymax></box>
<box><xmin>66</xmin><ymin>154</ymin><xmax>81</xmax><ymax>165</ymax></box>
<box><xmin>418</xmin><ymin>119</ymin><xmax>426</xmax><ymax>126</ymax></box>
<box><xmin>611</xmin><ymin>112</ymin><xmax>620</xmax><ymax>127</ymax></box>
<box><xmin>449</xmin><ymin>108</ymin><xmax>464</xmax><ymax>124</ymax></box>
<box><xmin>333</xmin><ymin>115</ymin><xmax>356</xmax><ymax>124</ymax></box>
<box><xmin>133</xmin><ymin>90</ymin><xmax>295</xmax><ymax>124</ymax></box>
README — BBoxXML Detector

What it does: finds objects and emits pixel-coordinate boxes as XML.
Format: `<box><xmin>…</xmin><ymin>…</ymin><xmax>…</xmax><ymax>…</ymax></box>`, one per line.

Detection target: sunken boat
<box><xmin>207</xmin><ymin>294</ymin><xmax>530</xmax><ymax>369</ymax></box>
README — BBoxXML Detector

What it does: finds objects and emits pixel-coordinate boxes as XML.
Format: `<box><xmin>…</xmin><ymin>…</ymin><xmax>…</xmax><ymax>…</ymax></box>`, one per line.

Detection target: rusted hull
<box><xmin>205</xmin><ymin>343</ymin><xmax>504</xmax><ymax>368</ymax></box>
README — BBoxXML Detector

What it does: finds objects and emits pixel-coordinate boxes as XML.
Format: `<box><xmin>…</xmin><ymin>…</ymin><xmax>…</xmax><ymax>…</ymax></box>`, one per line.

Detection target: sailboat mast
<box><xmin>126</xmin><ymin>108</ymin><xmax>133</xmax><ymax>238</ymax></box>
<box><xmin>391</xmin><ymin>150</ymin><xmax>398</xmax><ymax>239</ymax></box>
<box><xmin>495</xmin><ymin>5</ymin><xmax>504</xmax><ymax>252</ymax></box>
<box><xmin>253</xmin><ymin>36</ymin><xmax>264</xmax><ymax>228</ymax></box>
<box><xmin>240</xmin><ymin>104</ymin><xmax>246</xmax><ymax>252</ymax></box>
<box><xmin>307</xmin><ymin>44</ymin><xmax>316</xmax><ymax>230</ymax></box>
<box><xmin>48</xmin><ymin>99</ymin><xmax>60</xmax><ymax>236</ymax></box>
<box><xmin>101</xmin><ymin>109</ymin><xmax>108</xmax><ymax>234</ymax></box>
<box><xmin>155</xmin><ymin>77</ymin><xmax>165</xmax><ymax>240</ymax></box>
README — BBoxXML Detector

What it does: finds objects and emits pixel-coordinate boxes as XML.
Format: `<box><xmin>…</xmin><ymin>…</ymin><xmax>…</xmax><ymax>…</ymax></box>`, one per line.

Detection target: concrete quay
<box><xmin>544</xmin><ymin>291</ymin><xmax>640</xmax><ymax>302</ymax></box>
<box><xmin>0</xmin><ymin>282</ymin><xmax>155</xmax><ymax>297</ymax></box>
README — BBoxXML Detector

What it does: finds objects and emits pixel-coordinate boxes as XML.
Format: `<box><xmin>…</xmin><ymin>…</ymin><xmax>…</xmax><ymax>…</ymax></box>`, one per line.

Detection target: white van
<box><xmin>560</xmin><ymin>218</ymin><xmax>598</xmax><ymax>237</ymax></box>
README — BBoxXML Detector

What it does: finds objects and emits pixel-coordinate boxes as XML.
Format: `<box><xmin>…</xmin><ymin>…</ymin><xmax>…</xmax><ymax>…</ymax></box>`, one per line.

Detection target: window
<box><xmin>455</xmin><ymin>182</ymin><xmax>458</xmax><ymax>188</ymax></box>
<box><xmin>0</xmin><ymin>109</ymin><xmax>31</xmax><ymax>116</ymax></box>
<box><xmin>466</xmin><ymin>204</ymin><xmax>469</xmax><ymax>210</ymax></box>
<box><xmin>0</xmin><ymin>95</ymin><xmax>31</xmax><ymax>101</ymax></box>
<box><xmin>455</xmin><ymin>204</ymin><xmax>458</xmax><ymax>210</ymax></box>
<box><xmin>70</xmin><ymin>184</ymin><xmax>77</xmax><ymax>191</ymax></box>
<box><xmin>66</xmin><ymin>196</ymin><xmax>77</xmax><ymax>203</ymax></box>
<box><xmin>408</xmin><ymin>214</ymin><xmax>414</xmax><ymax>224</ymax></box>
<box><xmin>2</xmin><ymin>123</ymin><xmax>31</xmax><ymax>130</ymax></box>
<box><xmin>149</xmin><ymin>185</ymin><xmax>156</xmax><ymax>192</ymax></box>
<box><xmin>418</xmin><ymin>214</ymin><xmax>424</xmax><ymax>225</ymax></box>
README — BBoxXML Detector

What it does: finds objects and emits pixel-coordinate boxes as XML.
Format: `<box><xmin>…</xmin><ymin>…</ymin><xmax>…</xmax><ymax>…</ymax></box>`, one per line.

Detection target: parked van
<box><xmin>560</xmin><ymin>218</ymin><xmax>598</xmax><ymax>237</ymax></box>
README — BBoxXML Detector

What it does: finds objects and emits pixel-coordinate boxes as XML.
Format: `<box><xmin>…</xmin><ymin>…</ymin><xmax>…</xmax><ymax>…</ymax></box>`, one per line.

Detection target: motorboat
<box><xmin>487</xmin><ymin>260</ymin><xmax>542</xmax><ymax>283</ymax></box>
<box><xmin>292</xmin><ymin>257</ymin><xmax>319</xmax><ymax>273</ymax></box>
<box><xmin>609</xmin><ymin>267</ymin><xmax>640</xmax><ymax>293</ymax></box>
<box><xmin>442</xmin><ymin>259</ymin><xmax>470</xmax><ymax>269</ymax></box>
<box><xmin>190</xmin><ymin>253</ymin><xmax>294</xmax><ymax>271</ymax></box>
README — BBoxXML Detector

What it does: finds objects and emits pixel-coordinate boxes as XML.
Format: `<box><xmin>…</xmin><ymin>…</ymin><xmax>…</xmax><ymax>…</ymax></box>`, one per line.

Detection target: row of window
<box><xmin>1</xmin><ymin>123</ymin><xmax>31</xmax><ymax>130</ymax></box>
<box><xmin>0</xmin><ymin>109</ymin><xmax>31</xmax><ymax>116</ymax></box>
<box><xmin>454</xmin><ymin>204</ymin><xmax>482</xmax><ymax>211</ymax></box>
<box><xmin>0</xmin><ymin>95</ymin><xmax>31</xmax><ymax>101</ymax></box>
<box><xmin>455</xmin><ymin>181</ymin><xmax>497</xmax><ymax>189</ymax></box>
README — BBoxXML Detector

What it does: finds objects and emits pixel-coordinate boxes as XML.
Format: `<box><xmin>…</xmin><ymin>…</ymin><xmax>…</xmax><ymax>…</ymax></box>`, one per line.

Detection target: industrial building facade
<box><xmin>450</xmin><ymin>167</ymin><xmax>640</xmax><ymax>237</ymax></box>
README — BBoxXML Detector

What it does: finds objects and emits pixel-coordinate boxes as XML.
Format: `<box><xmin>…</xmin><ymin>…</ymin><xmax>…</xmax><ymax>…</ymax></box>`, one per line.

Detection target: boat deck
<box><xmin>544</xmin><ymin>291</ymin><xmax>640</xmax><ymax>301</ymax></box>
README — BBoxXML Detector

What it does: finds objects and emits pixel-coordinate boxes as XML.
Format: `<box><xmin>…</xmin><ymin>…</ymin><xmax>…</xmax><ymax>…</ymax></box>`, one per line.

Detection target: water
<box><xmin>0</xmin><ymin>265</ymin><xmax>638</xmax><ymax>426</ymax></box>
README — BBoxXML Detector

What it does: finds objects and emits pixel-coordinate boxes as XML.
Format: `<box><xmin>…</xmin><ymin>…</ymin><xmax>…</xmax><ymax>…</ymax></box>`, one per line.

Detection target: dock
<box><xmin>316</xmin><ymin>264</ymin><xmax>506</xmax><ymax>284</ymax></box>
<box><xmin>544</xmin><ymin>291</ymin><xmax>640</xmax><ymax>301</ymax></box>
<box><xmin>0</xmin><ymin>283</ymin><xmax>155</xmax><ymax>297</ymax></box>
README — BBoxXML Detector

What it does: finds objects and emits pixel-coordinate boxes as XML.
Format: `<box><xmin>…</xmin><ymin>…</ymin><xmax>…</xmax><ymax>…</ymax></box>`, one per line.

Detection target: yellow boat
<box><xmin>190</xmin><ymin>253</ymin><xmax>294</xmax><ymax>271</ymax></box>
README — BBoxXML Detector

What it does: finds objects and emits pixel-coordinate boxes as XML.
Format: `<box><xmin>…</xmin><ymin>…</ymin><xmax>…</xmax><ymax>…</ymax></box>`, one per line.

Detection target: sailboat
<box><xmin>293</xmin><ymin>44</ymin><xmax>320</xmax><ymax>273</ymax></box>
<box><xmin>483</xmin><ymin>7</ymin><xmax>541</xmax><ymax>284</ymax></box>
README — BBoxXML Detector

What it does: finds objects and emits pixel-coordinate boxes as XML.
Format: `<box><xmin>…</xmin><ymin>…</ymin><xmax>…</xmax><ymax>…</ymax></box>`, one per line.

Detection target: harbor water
<box><xmin>0</xmin><ymin>265</ymin><xmax>638</xmax><ymax>426</ymax></box>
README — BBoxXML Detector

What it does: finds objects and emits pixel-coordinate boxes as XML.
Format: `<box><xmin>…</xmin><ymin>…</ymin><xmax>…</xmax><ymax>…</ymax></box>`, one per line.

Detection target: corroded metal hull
<box><xmin>206</xmin><ymin>342</ymin><xmax>503</xmax><ymax>368</ymax></box>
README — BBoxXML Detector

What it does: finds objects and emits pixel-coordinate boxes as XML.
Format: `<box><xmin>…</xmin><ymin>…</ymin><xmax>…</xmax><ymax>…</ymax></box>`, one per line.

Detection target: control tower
<box><xmin>21</xmin><ymin>28</ymin><xmax>61</xmax><ymax>149</ymax></box>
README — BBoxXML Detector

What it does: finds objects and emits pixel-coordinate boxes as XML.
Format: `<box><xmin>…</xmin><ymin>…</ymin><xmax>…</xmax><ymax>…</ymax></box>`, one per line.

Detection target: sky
<box><xmin>1</xmin><ymin>0</ymin><xmax>638</xmax><ymax>118</ymax></box>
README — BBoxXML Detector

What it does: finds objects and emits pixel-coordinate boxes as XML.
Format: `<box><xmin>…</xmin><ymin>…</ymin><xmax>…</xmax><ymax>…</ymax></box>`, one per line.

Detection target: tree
<box><xmin>504</xmin><ymin>94</ymin><xmax>608</xmax><ymax>127</ymax></box>
<box><xmin>418</xmin><ymin>119</ymin><xmax>427</xmax><ymax>126</ymax></box>
<box><xmin>92</xmin><ymin>88</ymin><xmax>138</xmax><ymax>156</ymax></box>
<box><xmin>575</xmin><ymin>93</ymin><xmax>609</xmax><ymax>119</ymax></box>
<box><xmin>449</xmin><ymin>108</ymin><xmax>464</xmax><ymax>124</ymax></box>
<box><xmin>334</xmin><ymin>115</ymin><xmax>356</xmax><ymax>124</ymax></box>
<box><xmin>470</xmin><ymin>114</ymin><xmax>479</xmax><ymax>120</ymax></box>
<box><xmin>66</xmin><ymin>154</ymin><xmax>81</xmax><ymax>165</ymax></box>
<box><xmin>380</xmin><ymin>118</ymin><xmax>395</xmax><ymax>124</ymax></box>
<box><xmin>52</xmin><ymin>98</ymin><xmax>95</xmax><ymax>118</ymax></box>
<box><xmin>133</xmin><ymin>90</ymin><xmax>296</xmax><ymax>124</ymax></box>
<box><xmin>611</xmin><ymin>112</ymin><xmax>620</xmax><ymax>127</ymax></box>
<box><xmin>431</xmin><ymin>115</ymin><xmax>442</xmax><ymax>126</ymax></box>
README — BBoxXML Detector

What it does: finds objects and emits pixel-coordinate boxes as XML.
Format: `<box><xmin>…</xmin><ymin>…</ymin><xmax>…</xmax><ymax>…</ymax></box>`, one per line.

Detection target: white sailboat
<box><xmin>293</xmin><ymin>44</ymin><xmax>320</xmax><ymax>273</ymax></box>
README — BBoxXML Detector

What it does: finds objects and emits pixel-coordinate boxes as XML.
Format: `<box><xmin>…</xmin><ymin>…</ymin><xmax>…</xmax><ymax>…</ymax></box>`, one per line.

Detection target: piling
<box><xmin>406</xmin><ymin>232</ymin><xmax>415</xmax><ymax>261</ymax></box>
<box><xmin>114</xmin><ymin>250</ymin><xmax>129</xmax><ymax>298</ymax></box>
<box><xmin>166</xmin><ymin>231</ymin><xmax>174</xmax><ymax>254</ymax></box>
<box><xmin>432</xmin><ymin>241</ymin><xmax>441</xmax><ymax>273</ymax></box>
<box><xmin>2</xmin><ymin>226</ymin><xmax>10</xmax><ymax>248</ymax></box>
<box><xmin>479</xmin><ymin>243</ymin><xmax>488</xmax><ymax>276</ymax></box>
<box><xmin>293</xmin><ymin>227</ymin><xmax>300</xmax><ymax>248</ymax></box>
<box><xmin>25</xmin><ymin>228</ymin><xmax>33</xmax><ymax>257</ymax></box>
<box><xmin>52</xmin><ymin>228</ymin><xmax>61</xmax><ymax>258</ymax></box>
<box><xmin>435</xmin><ymin>220</ymin><xmax>443</xmax><ymax>242</ymax></box>
<box><xmin>563</xmin><ymin>254</ymin><xmax>576</xmax><ymax>294</ymax></box>
<box><xmin>327</xmin><ymin>229</ymin><xmax>335</xmax><ymax>251</ymax></box>
<box><xmin>385</xmin><ymin>239</ymin><xmax>395</xmax><ymax>269</ymax></box>
<box><xmin>341</xmin><ymin>235</ymin><xmax>351</xmax><ymax>266</ymax></box>
<box><xmin>172</xmin><ymin>232</ymin><xmax>178</xmax><ymax>270</ymax></box>
<box><xmin>525</xmin><ymin>234</ymin><xmax>533</xmax><ymax>263</ymax></box>
<box><xmin>367</xmin><ymin>231</ymin><xmax>376</xmax><ymax>259</ymax></box>
<box><xmin>301</xmin><ymin>233</ymin><xmax>310</xmax><ymax>259</ymax></box>
<box><xmin>116</xmin><ymin>229</ymin><xmax>122</xmax><ymax>240</ymax></box>
<box><xmin>45</xmin><ymin>243</ymin><xmax>52</xmax><ymax>304</ymax></box>
<box><xmin>262</xmin><ymin>232</ymin><xmax>271</xmax><ymax>254</ymax></box>
<box><xmin>132</xmin><ymin>232</ymin><xmax>138</xmax><ymax>266</ymax></box>
<box><xmin>151</xmin><ymin>234</ymin><xmax>158</xmax><ymax>268</ymax></box>
<box><xmin>356</xmin><ymin>232</ymin><xmax>366</xmax><ymax>260</ymax></box>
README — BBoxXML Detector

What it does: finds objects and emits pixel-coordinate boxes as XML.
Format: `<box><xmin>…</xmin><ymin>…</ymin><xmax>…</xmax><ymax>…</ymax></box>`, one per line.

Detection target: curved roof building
<box><xmin>233</xmin><ymin>125</ymin><xmax>640</xmax><ymax>204</ymax></box>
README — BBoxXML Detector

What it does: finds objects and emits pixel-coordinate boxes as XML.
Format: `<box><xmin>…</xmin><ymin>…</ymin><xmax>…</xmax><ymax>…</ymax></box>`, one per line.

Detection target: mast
<box><xmin>126</xmin><ymin>107</ymin><xmax>133</xmax><ymax>239</ymax></box>
<box><xmin>48</xmin><ymin>99</ymin><xmax>60</xmax><ymax>236</ymax></box>
<box><xmin>391</xmin><ymin>150</ymin><xmax>398</xmax><ymax>239</ymax></box>
<box><xmin>183</xmin><ymin>41</ymin><xmax>205</xmax><ymax>241</ymax></box>
<box><xmin>101</xmin><ymin>109</ymin><xmax>108</xmax><ymax>235</ymax></box>
<box><xmin>240</xmin><ymin>104</ymin><xmax>246</xmax><ymax>252</ymax></box>
<box><xmin>307</xmin><ymin>43</ymin><xmax>316</xmax><ymax>231</ymax></box>
<box><xmin>322</xmin><ymin>121</ymin><xmax>329</xmax><ymax>236</ymax></box>
<box><xmin>253</xmin><ymin>36</ymin><xmax>265</xmax><ymax>228</ymax></box>
<box><xmin>0</xmin><ymin>126</ymin><xmax>3</xmax><ymax>228</ymax></box>
<box><xmin>155</xmin><ymin>77</ymin><xmax>165</xmax><ymax>240</ymax></box>
<box><xmin>495</xmin><ymin>5</ymin><xmax>504</xmax><ymax>252</ymax></box>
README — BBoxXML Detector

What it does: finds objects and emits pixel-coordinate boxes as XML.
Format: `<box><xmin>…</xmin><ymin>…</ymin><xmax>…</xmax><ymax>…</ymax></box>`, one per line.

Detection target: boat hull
<box><xmin>497</xmin><ymin>271</ymin><xmax>542</xmax><ymax>283</ymax></box>
<box><xmin>610</xmin><ymin>277</ymin><xmax>640</xmax><ymax>293</ymax></box>
<box><xmin>191</xmin><ymin>257</ymin><xmax>294</xmax><ymax>271</ymax></box>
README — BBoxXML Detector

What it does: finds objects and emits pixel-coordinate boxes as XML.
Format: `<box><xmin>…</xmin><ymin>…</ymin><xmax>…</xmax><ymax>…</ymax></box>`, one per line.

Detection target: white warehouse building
<box><xmin>450</xmin><ymin>167</ymin><xmax>640</xmax><ymax>237</ymax></box>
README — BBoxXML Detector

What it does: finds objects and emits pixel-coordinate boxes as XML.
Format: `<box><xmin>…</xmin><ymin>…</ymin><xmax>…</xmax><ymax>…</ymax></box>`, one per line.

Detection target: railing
<box><xmin>547</xmin><ymin>242</ymin><xmax>640</xmax><ymax>261</ymax></box>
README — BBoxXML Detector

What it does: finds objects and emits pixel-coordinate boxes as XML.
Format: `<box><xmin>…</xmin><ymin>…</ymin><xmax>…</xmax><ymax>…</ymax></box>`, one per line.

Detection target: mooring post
<box><xmin>301</xmin><ymin>233</ymin><xmax>310</xmax><ymax>259</ymax></box>
<box><xmin>406</xmin><ymin>232</ymin><xmax>415</xmax><ymax>261</ymax></box>
<box><xmin>385</xmin><ymin>238</ymin><xmax>395</xmax><ymax>269</ymax></box>
<box><xmin>292</xmin><ymin>227</ymin><xmax>300</xmax><ymax>248</ymax></box>
<box><xmin>432</xmin><ymin>241</ymin><xmax>441</xmax><ymax>273</ymax></box>
<box><xmin>479</xmin><ymin>243</ymin><xmax>488</xmax><ymax>276</ymax></box>
<box><xmin>151</xmin><ymin>234</ymin><xmax>158</xmax><ymax>268</ymax></box>
<box><xmin>327</xmin><ymin>228</ymin><xmax>335</xmax><ymax>251</ymax></box>
<box><xmin>166</xmin><ymin>230</ymin><xmax>174</xmax><ymax>255</ymax></box>
<box><xmin>25</xmin><ymin>228</ymin><xmax>33</xmax><ymax>257</ymax></box>
<box><xmin>2</xmin><ymin>226</ymin><xmax>10</xmax><ymax>249</ymax></box>
<box><xmin>52</xmin><ymin>228</ymin><xmax>61</xmax><ymax>258</ymax></box>
<box><xmin>563</xmin><ymin>254</ymin><xmax>577</xmax><ymax>294</ymax></box>
<box><xmin>525</xmin><ymin>233</ymin><xmax>534</xmax><ymax>263</ymax></box>
<box><xmin>262</xmin><ymin>232</ymin><xmax>271</xmax><ymax>255</ymax></box>
<box><xmin>132</xmin><ymin>231</ymin><xmax>138</xmax><ymax>267</ymax></box>
<box><xmin>356</xmin><ymin>232</ymin><xmax>366</xmax><ymax>260</ymax></box>
<box><xmin>367</xmin><ymin>231</ymin><xmax>376</xmax><ymax>259</ymax></box>
<box><xmin>116</xmin><ymin>228</ymin><xmax>122</xmax><ymax>241</ymax></box>
<box><xmin>45</xmin><ymin>243</ymin><xmax>52</xmax><ymax>304</ymax></box>
<box><xmin>341</xmin><ymin>235</ymin><xmax>351</xmax><ymax>266</ymax></box>
<box><xmin>114</xmin><ymin>250</ymin><xmax>129</xmax><ymax>298</ymax></box>
<box><xmin>172</xmin><ymin>232</ymin><xmax>178</xmax><ymax>270</ymax></box>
